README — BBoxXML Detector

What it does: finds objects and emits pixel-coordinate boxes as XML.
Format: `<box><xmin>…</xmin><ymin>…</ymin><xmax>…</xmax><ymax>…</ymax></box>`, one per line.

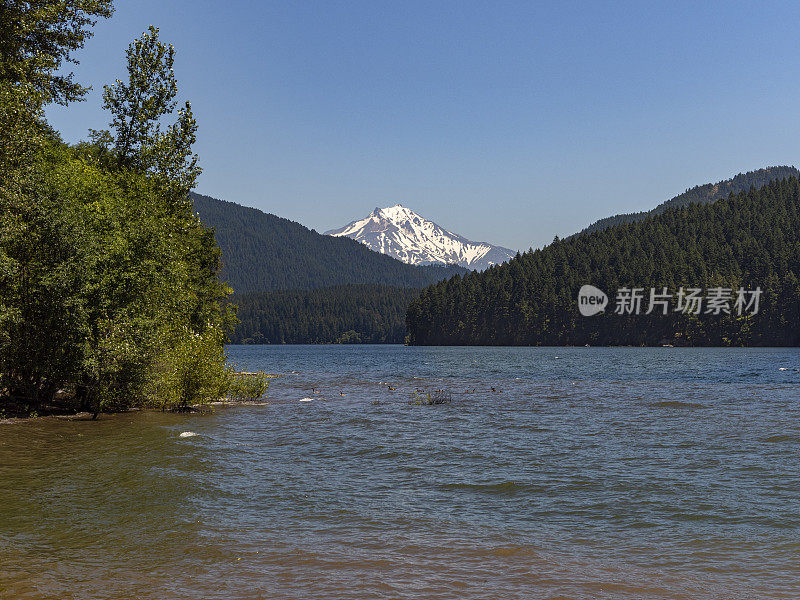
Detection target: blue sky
<box><xmin>47</xmin><ymin>1</ymin><xmax>800</xmax><ymax>251</ymax></box>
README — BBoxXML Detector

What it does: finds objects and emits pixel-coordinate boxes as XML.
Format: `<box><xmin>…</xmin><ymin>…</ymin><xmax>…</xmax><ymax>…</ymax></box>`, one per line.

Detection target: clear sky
<box><xmin>46</xmin><ymin>0</ymin><xmax>800</xmax><ymax>252</ymax></box>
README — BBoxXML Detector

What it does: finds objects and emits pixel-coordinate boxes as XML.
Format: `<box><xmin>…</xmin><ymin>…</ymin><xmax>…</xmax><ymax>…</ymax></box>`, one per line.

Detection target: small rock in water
<box><xmin>179</xmin><ymin>431</ymin><xmax>198</xmax><ymax>438</ymax></box>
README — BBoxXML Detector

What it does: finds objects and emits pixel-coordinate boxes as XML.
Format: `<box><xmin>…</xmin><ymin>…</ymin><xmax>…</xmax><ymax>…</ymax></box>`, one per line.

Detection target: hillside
<box><xmin>407</xmin><ymin>176</ymin><xmax>800</xmax><ymax>346</ymax></box>
<box><xmin>575</xmin><ymin>166</ymin><xmax>799</xmax><ymax>237</ymax></box>
<box><xmin>230</xmin><ymin>284</ymin><xmax>419</xmax><ymax>344</ymax></box>
<box><xmin>191</xmin><ymin>193</ymin><xmax>466</xmax><ymax>294</ymax></box>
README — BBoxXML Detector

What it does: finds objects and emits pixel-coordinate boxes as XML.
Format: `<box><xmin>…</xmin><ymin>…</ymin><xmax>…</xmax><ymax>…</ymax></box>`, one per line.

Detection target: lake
<box><xmin>2</xmin><ymin>345</ymin><xmax>800</xmax><ymax>599</ymax></box>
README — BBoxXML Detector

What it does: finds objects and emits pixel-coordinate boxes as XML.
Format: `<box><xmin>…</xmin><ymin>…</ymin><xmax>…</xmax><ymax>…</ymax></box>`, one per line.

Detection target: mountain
<box><xmin>325</xmin><ymin>205</ymin><xmax>516</xmax><ymax>271</ymax></box>
<box><xmin>407</xmin><ymin>175</ymin><xmax>800</xmax><ymax>346</ymax></box>
<box><xmin>190</xmin><ymin>193</ymin><xmax>466</xmax><ymax>294</ymax></box>
<box><xmin>574</xmin><ymin>166</ymin><xmax>799</xmax><ymax>237</ymax></box>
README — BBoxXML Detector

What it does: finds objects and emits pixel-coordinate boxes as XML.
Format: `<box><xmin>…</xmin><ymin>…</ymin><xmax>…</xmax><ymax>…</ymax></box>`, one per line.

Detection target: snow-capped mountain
<box><xmin>324</xmin><ymin>205</ymin><xmax>516</xmax><ymax>271</ymax></box>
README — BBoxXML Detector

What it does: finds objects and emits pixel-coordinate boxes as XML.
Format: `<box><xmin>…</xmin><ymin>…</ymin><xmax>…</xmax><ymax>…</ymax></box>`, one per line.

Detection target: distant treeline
<box><xmin>575</xmin><ymin>166</ymin><xmax>799</xmax><ymax>237</ymax></box>
<box><xmin>192</xmin><ymin>193</ymin><xmax>466</xmax><ymax>294</ymax></box>
<box><xmin>231</xmin><ymin>285</ymin><xmax>420</xmax><ymax>344</ymax></box>
<box><xmin>407</xmin><ymin>176</ymin><xmax>800</xmax><ymax>346</ymax></box>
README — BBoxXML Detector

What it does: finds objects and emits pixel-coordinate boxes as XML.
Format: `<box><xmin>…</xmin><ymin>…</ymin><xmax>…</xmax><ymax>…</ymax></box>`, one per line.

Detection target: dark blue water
<box><xmin>2</xmin><ymin>346</ymin><xmax>800</xmax><ymax>599</ymax></box>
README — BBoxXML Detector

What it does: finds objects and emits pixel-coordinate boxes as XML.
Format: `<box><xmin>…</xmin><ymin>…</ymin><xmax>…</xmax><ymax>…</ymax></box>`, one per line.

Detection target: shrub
<box><xmin>409</xmin><ymin>388</ymin><xmax>452</xmax><ymax>405</ymax></box>
<box><xmin>225</xmin><ymin>371</ymin><xmax>272</xmax><ymax>400</ymax></box>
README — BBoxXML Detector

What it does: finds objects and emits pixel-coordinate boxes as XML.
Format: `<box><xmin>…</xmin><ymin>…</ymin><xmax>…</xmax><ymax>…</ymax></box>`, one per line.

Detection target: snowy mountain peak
<box><xmin>369</xmin><ymin>204</ymin><xmax>413</xmax><ymax>220</ymax></box>
<box><xmin>324</xmin><ymin>206</ymin><xmax>515</xmax><ymax>271</ymax></box>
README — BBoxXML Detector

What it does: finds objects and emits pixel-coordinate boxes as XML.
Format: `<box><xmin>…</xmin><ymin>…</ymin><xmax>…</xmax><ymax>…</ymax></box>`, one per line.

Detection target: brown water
<box><xmin>2</xmin><ymin>345</ymin><xmax>800</xmax><ymax>599</ymax></box>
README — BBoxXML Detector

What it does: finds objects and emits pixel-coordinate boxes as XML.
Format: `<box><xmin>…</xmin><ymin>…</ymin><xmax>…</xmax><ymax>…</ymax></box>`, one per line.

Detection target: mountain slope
<box><xmin>325</xmin><ymin>205</ymin><xmax>515</xmax><ymax>271</ymax></box>
<box><xmin>575</xmin><ymin>166</ymin><xmax>799</xmax><ymax>237</ymax></box>
<box><xmin>408</xmin><ymin>176</ymin><xmax>800</xmax><ymax>346</ymax></box>
<box><xmin>230</xmin><ymin>284</ymin><xmax>420</xmax><ymax>344</ymax></box>
<box><xmin>191</xmin><ymin>193</ymin><xmax>466</xmax><ymax>294</ymax></box>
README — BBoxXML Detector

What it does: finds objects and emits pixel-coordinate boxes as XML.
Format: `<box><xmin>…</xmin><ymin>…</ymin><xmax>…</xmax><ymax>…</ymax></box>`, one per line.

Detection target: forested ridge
<box><xmin>230</xmin><ymin>285</ymin><xmax>420</xmax><ymax>344</ymax></box>
<box><xmin>575</xmin><ymin>166</ymin><xmax>798</xmax><ymax>237</ymax></box>
<box><xmin>407</xmin><ymin>176</ymin><xmax>800</xmax><ymax>346</ymax></box>
<box><xmin>192</xmin><ymin>193</ymin><xmax>466</xmax><ymax>294</ymax></box>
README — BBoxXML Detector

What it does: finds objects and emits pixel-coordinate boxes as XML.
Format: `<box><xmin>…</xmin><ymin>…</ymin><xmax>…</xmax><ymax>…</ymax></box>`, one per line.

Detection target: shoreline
<box><xmin>0</xmin><ymin>396</ymin><xmax>272</xmax><ymax>425</ymax></box>
<box><xmin>0</xmin><ymin>371</ymin><xmax>280</xmax><ymax>424</ymax></box>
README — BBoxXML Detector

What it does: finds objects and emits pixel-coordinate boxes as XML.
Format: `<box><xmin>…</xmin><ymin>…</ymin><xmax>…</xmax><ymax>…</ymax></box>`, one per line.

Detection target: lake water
<box><xmin>2</xmin><ymin>345</ymin><xmax>800</xmax><ymax>599</ymax></box>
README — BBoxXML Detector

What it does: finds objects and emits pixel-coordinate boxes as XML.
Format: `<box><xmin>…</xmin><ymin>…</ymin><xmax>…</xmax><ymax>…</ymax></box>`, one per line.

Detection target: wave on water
<box><xmin>490</xmin><ymin>545</ymin><xmax>543</xmax><ymax>559</ymax></box>
<box><xmin>341</xmin><ymin>416</ymin><xmax>376</xmax><ymax>426</ymax></box>
<box><xmin>762</xmin><ymin>434</ymin><xmax>800</xmax><ymax>443</ymax></box>
<box><xmin>650</xmin><ymin>400</ymin><xmax>706</xmax><ymax>409</ymax></box>
<box><xmin>437</xmin><ymin>481</ymin><xmax>544</xmax><ymax>496</ymax></box>
<box><xmin>351</xmin><ymin>447</ymin><xmax>405</xmax><ymax>460</ymax></box>
<box><xmin>738</xmin><ymin>371</ymin><xmax>762</xmax><ymax>377</ymax></box>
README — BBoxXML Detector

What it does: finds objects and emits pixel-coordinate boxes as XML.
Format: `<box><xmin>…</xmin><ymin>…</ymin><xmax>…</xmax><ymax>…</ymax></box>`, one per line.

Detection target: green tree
<box><xmin>0</xmin><ymin>0</ymin><xmax>114</xmax><ymax>104</ymax></box>
<box><xmin>1</xmin><ymin>0</ymin><xmax>113</xmax><ymax>410</ymax></box>
<box><xmin>1</xmin><ymin>12</ymin><xmax>246</xmax><ymax>416</ymax></box>
<box><xmin>99</xmin><ymin>25</ymin><xmax>200</xmax><ymax>193</ymax></box>
<box><xmin>73</xmin><ymin>26</ymin><xmax>234</xmax><ymax>413</ymax></box>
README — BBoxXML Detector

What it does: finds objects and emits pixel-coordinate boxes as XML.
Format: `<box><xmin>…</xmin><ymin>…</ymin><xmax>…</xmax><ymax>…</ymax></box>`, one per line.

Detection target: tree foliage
<box><xmin>0</xmin><ymin>0</ymin><xmax>114</xmax><ymax>105</ymax></box>
<box><xmin>0</xmin><ymin>14</ymin><xmax>242</xmax><ymax>415</ymax></box>
<box><xmin>99</xmin><ymin>25</ymin><xmax>200</xmax><ymax>191</ymax></box>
